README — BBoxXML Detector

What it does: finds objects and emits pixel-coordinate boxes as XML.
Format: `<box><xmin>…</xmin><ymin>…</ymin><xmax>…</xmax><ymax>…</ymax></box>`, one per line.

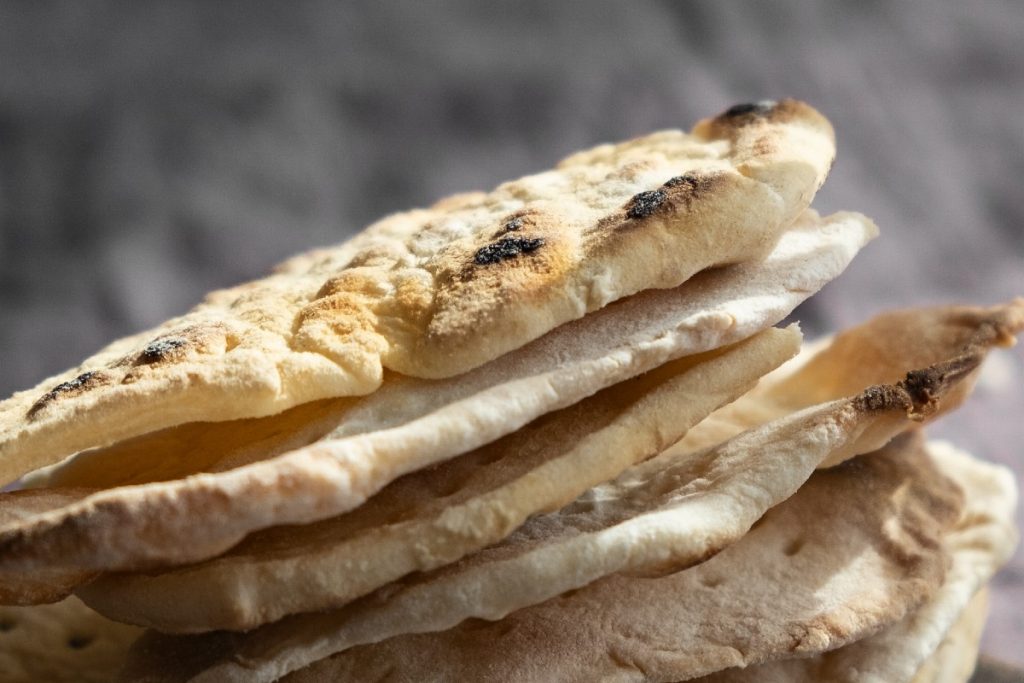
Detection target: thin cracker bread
<box><xmin>696</xmin><ymin>440</ymin><xmax>1015</xmax><ymax>683</ymax></box>
<box><xmin>76</xmin><ymin>327</ymin><xmax>800</xmax><ymax>632</ymax></box>
<box><xmin>0</xmin><ymin>211</ymin><xmax>874</xmax><ymax>604</ymax></box>
<box><xmin>118</xmin><ymin>345</ymin><xmax>990</xmax><ymax>683</ymax></box>
<box><xmin>0</xmin><ymin>99</ymin><xmax>835</xmax><ymax>486</ymax></box>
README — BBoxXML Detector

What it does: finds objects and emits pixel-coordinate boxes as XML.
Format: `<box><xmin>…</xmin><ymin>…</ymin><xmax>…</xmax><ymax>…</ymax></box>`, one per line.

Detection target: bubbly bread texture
<box><xmin>0</xmin><ymin>99</ymin><xmax>835</xmax><ymax>485</ymax></box>
<box><xmin>75</xmin><ymin>328</ymin><xmax>801</xmax><ymax>632</ymax></box>
<box><xmin>172</xmin><ymin>433</ymin><xmax>970</xmax><ymax>683</ymax></box>
<box><xmin>0</xmin><ymin>211</ymin><xmax>875</xmax><ymax>605</ymax></box>
<box><xmin>118</xmin><ymin>331</ymin><xmax>997</xmax><ymax>683</ymax></box>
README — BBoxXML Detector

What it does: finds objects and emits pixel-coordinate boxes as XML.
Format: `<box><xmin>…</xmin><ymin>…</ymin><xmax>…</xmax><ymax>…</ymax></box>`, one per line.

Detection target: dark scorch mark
<box><xmin>663</xmin><ymin>173</ymin><xmax>703</xmax><ymax>190</ymax></box>
<box><xmin>722</xmin><ymin>100</ymin><xmax>777</xmax><ymax>118</ymax></box>
<box><xmin>474</xmin><ymin>237</ymin><xmax>545</xmax><ymax>265</ymax></box>
<box><xmin>27</xmin><ymin>371</ymin><xmax>106</xmax><ymax>418</ymax></box>
<box><xmin>139</xmin><ymin>338</ymin><xmax>187</xmax><ymax>364</ymax></box>
<box><xmin>625</xmin><ymin>190</ymin><xmax>667</xmax><ymax>219</ymax></box>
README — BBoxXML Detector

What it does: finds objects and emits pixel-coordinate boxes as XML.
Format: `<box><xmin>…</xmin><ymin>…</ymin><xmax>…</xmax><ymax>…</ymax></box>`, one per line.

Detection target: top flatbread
<box><xmin>0</xmin><ymin>99</ymin><xmax>835</xmax><ymax>485</ymax></box>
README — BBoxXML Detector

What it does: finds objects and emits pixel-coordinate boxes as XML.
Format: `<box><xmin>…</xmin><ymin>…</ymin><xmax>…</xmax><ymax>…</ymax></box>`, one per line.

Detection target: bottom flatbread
<box><xmin>697</xmin><ymin>440</ymin><xmax>1017</xmax><ymax>683</ymax></box>
<box><xmin>0</xmin><ymin>596</ymin><xmax>141</xmax><ymax>683</ymax></box>
<box><xmin>273</xmin><ymin>438</ymin><xmax>1013</xmax><ymax>683</ymax></box>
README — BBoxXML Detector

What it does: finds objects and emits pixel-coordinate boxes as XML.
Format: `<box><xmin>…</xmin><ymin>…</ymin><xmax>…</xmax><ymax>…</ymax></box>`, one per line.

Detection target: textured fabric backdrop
<box><xmin>1</xmin><ymin>0</ymin><xmax>1022</xmax><ymax>667</ymax></box>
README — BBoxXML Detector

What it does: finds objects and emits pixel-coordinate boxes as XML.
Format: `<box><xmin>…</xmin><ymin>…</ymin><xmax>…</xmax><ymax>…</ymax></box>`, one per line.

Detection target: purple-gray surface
<box><xmin>0</xmin><ymin>0</ymin><xmax>1022</xmax><ymax>667</ymax></box>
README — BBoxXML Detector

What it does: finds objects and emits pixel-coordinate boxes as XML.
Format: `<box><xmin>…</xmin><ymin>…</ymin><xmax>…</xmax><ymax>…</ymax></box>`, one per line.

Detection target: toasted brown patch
<box><xmin>27</xmin><ymin>372</ymin><xmax>111</xmax><ymax>420</ymax></box>
<box><xmin>136</xmin><ymin>339</ymin><xmax>188</xmax><ymax>365</ymax></box>
<box><xmin>855</xmin><ymin>352</ymin><xmax>984</xmax><ymax>418</ymax></box>
<box><xmin>702</xmin><ymin>99</ymin><xmax>830</xmax><ymax>139</ymax></box>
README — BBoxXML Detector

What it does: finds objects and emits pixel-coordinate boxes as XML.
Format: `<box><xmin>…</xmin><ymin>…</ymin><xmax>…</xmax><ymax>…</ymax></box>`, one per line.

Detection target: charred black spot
<box><xmin>139</xmin><ymin>338</ymin><xmax>187</xmax><ymax>364</ymax></box>
<box><xmin>625</xmin><ymin>190</ymin><xmax>667</xmax><ymax>219</ymax></box>
<box><xmin>66</xmin><ymin>635</ymin><xmax>93</xmax><ymax>650</ymax></box>
<box><xmin>28</xmin><ymin>371</ymin><xmax>106</xmax><ymax>418</ymax></box>
<box><xmin>902</xmin><ymin>368</ymin><xmax>937</xmax><ymax>404</ymax></box>
<box><xmin>474</xmin><ymin>237</ymin><xmax>545</xmax><ymax>265</ymax></box>
<box><xmin>722</xmin><ymin>100</ymin><xmax>777</xmax><ymax>118</ymax></box>
<box><xmin>663</xmin><ymin>172</ymin><xmax>712</xmax><ymax>193</ymax></box>
<box><xmin>503</xmin><ymin>216</ymin><xmax>525</xmax><ymax>232</ymax></box>
<box><xmin>663</xmin><ymin>173</ymin><xmax>701</xmax><ymax>190</ymax></box>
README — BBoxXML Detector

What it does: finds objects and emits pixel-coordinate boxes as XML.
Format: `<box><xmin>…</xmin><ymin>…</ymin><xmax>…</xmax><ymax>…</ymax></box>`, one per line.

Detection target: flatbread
<box><xmin>669</xmin><ymin>298</ymin><xmax>1024</xmax><ymax>464</ymax></box>
<box><xmin>0</xmin><ymin>99</ymin><xmax>836</xmax><ymax>485</ymax></box>
<box><xmin>40</xmin><ymin>209</ymin><xmax>867</xmax><ymax>491</ymax></box>
<box><xmin>118</xmin><ymin>347</ymin><xmax>986</xmax><ymax>683</ymax></box>
<box><xmin>0</xmin><ymin>596</ymin><xmax>142</xmax><ymax>683</ymax></box>
<box><xmin>269</xmin><ymin>439</ymin><xmax>1012</xmax><ymax>683</ymax></box>
<box><xmin>72</xmin><ymin>301</ymin><xmax>1024</xmax><ymax>632</ymax></box>
<box><xmin>695</xmin><ymin>440</ymin><xmax>1016</xmax><ymax>683</ymax></box>
<box><xmin>0</xmin><ymin>211</ymin><xmax>875</xmax><ymax>604</ymax></box>
<box><xmin>76</xmin><ymin>327</ymin><xmax>801</xmax><ymax>632</ymax></box>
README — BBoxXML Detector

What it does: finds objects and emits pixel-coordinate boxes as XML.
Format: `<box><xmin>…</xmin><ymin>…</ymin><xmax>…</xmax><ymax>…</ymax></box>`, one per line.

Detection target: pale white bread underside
<box><xmin>117</xmin><ymin>342</ymin><xmax>988</xmax><ymax>683</ymax></box>
<box><xmin>147</xmin><ymin>429</ymin><xmax>964</xmax><ymax>683</ymax></box>
<box><xmin>76</xmin><ymin>327</ymin><xmax>801</xmax><ymax>632</ymax></box>
<box><xmin>695</xmin><ymin>441</ymin><xmax>1016</xmax><ymax>683</ymax></box>
<box><xmin>0</xmin><ymin>99</ymin><xmax>836</xmax><ymax>486</ymax></box>
<box><xmin>72</xmin><ymin>300</ymin><xmax>1024</xmax><ymax>632</ymax></box>
<box><xmin>4</xmin><ymin>483</ymin><xmax>994</xmax><ymax>683</ymax></box>
<box><xmin>0</xmin><ymin>596</ymin><xmax>142</xmax><ymax>683</ymax></box>
<box><xmin>0</xmin><ymin>211</ymin><xmax>875</xmax><ymax>604</ymax></box>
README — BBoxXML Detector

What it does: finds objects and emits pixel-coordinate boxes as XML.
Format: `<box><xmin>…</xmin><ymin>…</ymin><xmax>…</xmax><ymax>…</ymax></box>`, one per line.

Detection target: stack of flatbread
<box><xmin>0</xmin><ymin>99</ymin><xmax>1020</xmax><ymax>683</ymax></box>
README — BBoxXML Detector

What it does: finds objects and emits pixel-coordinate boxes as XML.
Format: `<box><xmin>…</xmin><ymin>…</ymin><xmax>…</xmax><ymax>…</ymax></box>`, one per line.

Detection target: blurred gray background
<box><xmin>1</xmin><ymin>0</ymin><xmax>1022</xmax><ymax>668</ymax></box>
